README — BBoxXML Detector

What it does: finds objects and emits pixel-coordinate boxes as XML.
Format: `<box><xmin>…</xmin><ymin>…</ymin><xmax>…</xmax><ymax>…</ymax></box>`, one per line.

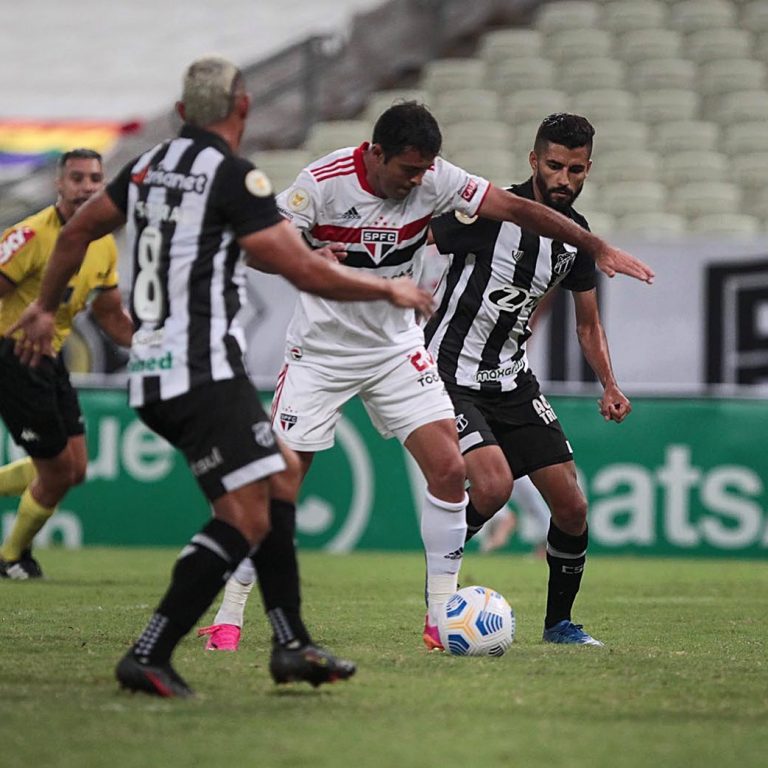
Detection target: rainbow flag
<box><xmin>0</xmin><ymin>120</ymin><xmax>142</xmax><ymax>181</ymax></box>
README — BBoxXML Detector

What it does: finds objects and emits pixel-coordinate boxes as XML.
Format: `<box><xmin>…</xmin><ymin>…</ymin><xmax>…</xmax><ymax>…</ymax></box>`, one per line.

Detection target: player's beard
<box><xmin>536</xmin><ymin>174</ymin><xmax>583</xmax><ymax>212</ymax></box>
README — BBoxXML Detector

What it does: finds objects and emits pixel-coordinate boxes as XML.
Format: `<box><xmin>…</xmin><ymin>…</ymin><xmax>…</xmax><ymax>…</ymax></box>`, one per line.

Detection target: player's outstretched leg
<box><xmin>252</xmin><ymin>498</ymin><xmax>356</xmax><ymax>686</ymax></box>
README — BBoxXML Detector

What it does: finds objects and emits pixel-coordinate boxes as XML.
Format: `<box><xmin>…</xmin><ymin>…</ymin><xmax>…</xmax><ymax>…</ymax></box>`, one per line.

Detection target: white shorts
<box><xmin>270</xmin><ymin>346</ymin><xmax>456</xmax><ymax>450</ymax></box>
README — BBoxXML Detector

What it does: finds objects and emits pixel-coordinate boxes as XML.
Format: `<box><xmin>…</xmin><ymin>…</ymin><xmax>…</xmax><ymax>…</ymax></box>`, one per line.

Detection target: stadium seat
<box><xmin>365</xmin><ymin>89</ymin><xmax>429</xmax><ymax>124</ymax></box>
<box><xmin>251</xmin><ymin>149</ymin><xmax>312</xmax><ymax>193</ymax></box>
<box><xmin>509</xmin><ymin>120</ymin><xmax>546</xmax><ymax>153</ymax></box>
<box><xmin>592</xmin><ymin>120</ymin><xmax>650</xmax><ymax>151</ymax></box>
<box><xmin>688</xmin><ymin>213</ymin><xmax>761</xmax><ymax>236</ymax></box>
<box><xmin>576</xmin><ymin>210</ymin><xmax>616</xmax><ymax>235</ymax></box>
<box><xmin>589</xmin><ymin>148</ymin><xmax>660</xmax><ymax>183</ymax></box>
<box><xmin>723</xmin><ymin>121</ymin><xmax>767</xmax><ymax>155</ymax></box>
<box><xmin>684</xmin><ymin>28</ymin><xmax>753</xmax><ymax>63</ymax></box>
<box><xmin>421</xmin><ymin>59</ymin><xmax>486</xmax><ymax>96</ymax></box>
<box><xmin>478</xmin><ymin>28</ymin><xmax>543</xmax><ymax>67</ymax></box>
<box><xmin>667</xmin><ymin>181</ymin><xmax>740</xmax><ymax>218</ymax></box>
<box><xmin>545</xmin><ymin>28</ymin><xmax>613</xmax><ymax>62</ymax></box>
<box><xmin>652</xmin><ymin>120</ymin><xmax>721</xmax><ymax>155</ymax></box>
<box><xmin>441</xmin><ymin>120</ymin><xmax>512</xmax><ymax>156</ymax></box>
<box><xmin>433</xmin><ymin>89</ymin><xmax>500</xmax><ymax>126</ymax></box>
<box><xmin>636</xmin><ymin>89</ymin><xmax>700</xmax><ymax>123</ymax></box>
<box><xmin>446</xmin><ymin>148</ymin><xmax>519</xmax><ymax>186</ymax></box>
<box><xmin>500</xmin><ymin>89</ymin><xmax>569</xmax><ymax>126</ymax></box>
<box><xmin>487</xmin><ymin>57</ymin><xmax>556</xmax><ymax>94</ymax></box>
<box><xmin>571</xmin><ymin>89</ymin><xmax>636</xmax><ymax>123</ymax></box>
<box><xmin>728</xmin><ymin>152</ymin><xmax>768</xmax><ymax>188</ymax></box>
<box><xmin>698</xmin><ymin>59</ymin><xmax>767</xmax><ymax>106</ymax></box>
<box><xmin>534</xmin><ymin>1</ymin><xmax>601</xmax><ymax>33</ymax></box>
<box><xmin>613</xmin><ymin>28</ymin><xmax>683</xmax><ymax>64</ymax></box>
<box><xmin>754</xmin><ymin>31</ymin><xmax>768</xmax><ymax>63</ymax></box>
<box><xmin>305</xmin><ymin>120</ymin><xmax>369</xmax><ymax>156</ymax></box>
<box><xmin>613</xmin><ymin>211</ymin><xmax>687</xmax><ymax>236</ymax></box>
<box><xmin>597</xmin><ymin>180</ymin><xmax>666</xmax><ymax>216</ymax></box>
<box><xmin>627</xmin><ymin>58</ymin><xmax>697</xmax><ymax>92</ymax></box>
<box><xmin>598</xmin><ymin>0</ymin><xmax>668</xmax><ymax>33</ymax></box>
<box><xmin>713</xmin><ymin>90</ymin><xmax>768</xmax><ymax>126</ymax></box>
<box><xmin>558</xmin><ymin>58</ymin><xmax>626</xmax><ymax>93</ymax></box>
<box><xmin>659</xmin><ymin>150</ymin><xmax>728</xmax><ymax>186</ymax></box>
<box><xmin>669</xmin><ymin>0</ymin><xmax>738</xmax><ymax>33</ymax></box>
<box><xmin>741</xmin><ymin>1</ymin><xmax>768</xmax><ymax>33</ymax></box>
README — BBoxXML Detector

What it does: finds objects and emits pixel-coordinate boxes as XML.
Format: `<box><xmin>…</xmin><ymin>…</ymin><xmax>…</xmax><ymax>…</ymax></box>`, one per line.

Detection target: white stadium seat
<box><xmin>571</xmin><ymin>89</ymin><xmax>636</xmax><ymax>123</ymax></box>
<box><xmin>729</xmin><ymin>152</ymin><xmax>768</xmax><ymax>188</ymax></box>
<box><xmin>613</xmin><ymin>28</ymin><xmax>683</xmax><ymax>64</ymax></box>
<box><xmin>441</xmin><ymin>120</ymin><xmax>512</xmax><ymax>155</ymax></box>
<box><xmin>667</xmin><ymin>181</ymin><xmax>740</xmax><ymax>218</ymax></box>
<box><xmin>599</xmin><ymin>0</ymin><xmax>668</xmax><ymax>33</ymax></box>
<box><xmin>446</xmin><ymin>148</ymin><xmax>519</xmax><ymax>186</ymax></box>
<box><xmin>558</xmin><ymin>58</ymin><xmax>626</xmax><ymax>92</ymax></box>
<box><xmin>614</xmin><ymin>211</ymin><xmax>688</xmax><ymax>236</ymax></box>
<box><xmin>589</xmin><ymin>148</ymin><xmax>661</xmax><ymax>183</ymax></box>
<box><xmin>421</xmin><ymin>58</ymin><xmax>486</xmax><ymax>96</ymax></box>
<box><xmin>433</xmin><ymin>89</ymin><xmax>500</xmax><ymax>125</ymax></box>
<box><xmin>251</xmin><ymin>150</ymin><xmax>312</xmax><ymax>193</ymax></box>
<box><xmin>741</xmin><ymin>1</ymin><xmax>768</xmax><ymax>33</ymax></box>
<box><xmin>669</xmin><ymin>0</ymin><xmax>738</xmax><ymax>33</ymax></box>
<box><xmin>592</xmin><ymin>120</ymin><xmax>650</xmax><ymax>151</ymax></box>
<box><xmin>754</xmin><ymin>31</ymin><xmax>768</xmax><ymax>63</ymax></box>
<box><xmin>500</xmin><ymin>89</ymin><xmax>569</xmax><ymax>126</ymax></box>
<box><xmin>713</xmin><ymin>90</ymin><xmax>768</xmax><ymax>126</ymax></box>
<box><xmin>723</xmin><ymin>121</ymin><xmax>767</xmax><ymax>154</ymax></box>
<box><xmin>698</xmin><ymin>59</ymin><xmax>767</xmax><ymax>102</ymax></box>
<box><xmin>684</xmin><ymin>28</ymin><xmax>753</xmax><ymax>63</ymax></box>
<box><xmin>576</xmin><ymin>210</ymin><xmax>616</xmax><ymax>235</ymax></box>
<box><xmin>305</xmin><ymin>120</ymin><xmax>369</xmax><ymax>156</ymax></box>
<box><xmin>652</xmin><ymin>120</ymin><xmax>721</xmax><ymax>155</ymax></box>
<box><xmin>598</xmin><ymin>180</ymin><xmax>666</xmax><ymax>216</ymax></box>
<box><xmin>509</xmin><ymin>119</ymin><xmax>547</xmax><ymax>153</ymax></box>
<box><xmin>487</xmin><ymin>57</ymin><xmax>556</xmax><ymax>94</ymax></box>
<box><xmin>478</xmin><ymin>29</ymin><xmax>543</xmax><ymax>66</ymax></box>
<box><xmin>636</xmin><ymin>89</ymin><xmax>700</xmax><ymax>123</ymax></box>
<box><xmin>659</xmin><ymin>151</ymin><xmax>729</xmax><ymax>186</ymax></box>
<box><xmin>627</xmin><ymin>58</ymin><xmax>697</xmax><ymax>92</ymax></box>
<box><xmin>535</xmin><ymin>1</ymin><xmax>601</xmax><ymax>33</ymax></box>
<box><xmin>688</xmin><ymin>213</ymin><xmax>761</xmax><ymax>236</ymax></box>
<box><xmin>546</xmin><ymin>28</ymin><xmax>613</xmax><ymax>62</ymax></box>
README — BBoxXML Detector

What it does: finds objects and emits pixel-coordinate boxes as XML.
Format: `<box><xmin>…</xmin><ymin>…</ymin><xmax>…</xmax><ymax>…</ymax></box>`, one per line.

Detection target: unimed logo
<box><xmin>706</xmin><ymin>259</ymin><xmax>768</xmax><ymax>384</ymax></box>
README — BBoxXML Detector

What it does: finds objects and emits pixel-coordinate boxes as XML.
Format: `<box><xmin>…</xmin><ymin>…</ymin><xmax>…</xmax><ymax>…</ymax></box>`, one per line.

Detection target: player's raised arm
<box><xmin>477</xmin><ymin>185</ymin><xmax>654</xmax><ymax>284</ymax></box>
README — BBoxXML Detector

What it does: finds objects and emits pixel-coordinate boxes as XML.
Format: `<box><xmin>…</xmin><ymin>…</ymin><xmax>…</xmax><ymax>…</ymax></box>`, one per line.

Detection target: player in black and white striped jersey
<box><xmin>425</xmin><ymin>114</ymin><xmax>632</xmax><ymax>646</ymax></box>
<box><xmin>10</xmin><ymin>56</ymin><xmax>434</xmax><ymax>696</ymax></box>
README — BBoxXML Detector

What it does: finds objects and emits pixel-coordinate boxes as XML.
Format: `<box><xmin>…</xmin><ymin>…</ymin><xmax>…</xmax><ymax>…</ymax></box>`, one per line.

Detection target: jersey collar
<box><xmin>353</xmin><ymin>142</ymin><xmax>384</xmax><ymax>198</ymax></box>
<box><xmin>180</xmin><ymin>124</ymin><xmax>232</xmax><ymax>156</ymax></box>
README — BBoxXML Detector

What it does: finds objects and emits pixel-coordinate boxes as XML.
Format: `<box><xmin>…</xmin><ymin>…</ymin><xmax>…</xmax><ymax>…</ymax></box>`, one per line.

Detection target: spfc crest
<box><xmin>361</xmin><ymin>228</ymin><xmax>398</xmax><ymax>264</ymax></box>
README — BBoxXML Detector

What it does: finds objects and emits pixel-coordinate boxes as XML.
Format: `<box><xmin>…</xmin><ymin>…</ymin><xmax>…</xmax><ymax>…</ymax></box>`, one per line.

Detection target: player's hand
<box><xmin>315</xmin><ymin>242</ymin><xmax>348</xmax><ymax>263</ymax></box>
<box><xmin>598</xmin><ymin>384</ymin><xmax>631</xmax><ymax>423</ymax></box>
<box><xmin>388</xmin><ymin>277</ymin><xmax>435</xmax><ymax>317</ymax></box>
<box><xmin>594</xmin><ymin>243</ymin><xmax>654</xmax><ymax>284</ymax></box>
<box><xmin>7</xmin><ymin>300</ymin><xmax>56</xmax><ymax>367</ymax></box>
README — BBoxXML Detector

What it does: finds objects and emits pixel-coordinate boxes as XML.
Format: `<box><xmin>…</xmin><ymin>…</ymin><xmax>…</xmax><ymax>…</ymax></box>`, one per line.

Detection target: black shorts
<box><xmin>447</xmin><ymin>378</ymin><xmax>573</xmax><ymax>479</ymax></box>
<box><xmin>0</xmin><ymin>337</ymin><xmax>84</xmax><ymax>459</ymax></box>
<box><xmin>137</xmin><ymin>377</ymin><xmax>286</xmax><ymax>502</ymax></box>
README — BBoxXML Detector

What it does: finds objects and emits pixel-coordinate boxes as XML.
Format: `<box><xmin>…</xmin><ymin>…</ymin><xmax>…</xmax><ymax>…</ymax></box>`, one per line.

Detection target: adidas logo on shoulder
<box><xmin>339</xmin><ymin>206</ymin><xmax>361</xmax><ymax>221</ymax></box>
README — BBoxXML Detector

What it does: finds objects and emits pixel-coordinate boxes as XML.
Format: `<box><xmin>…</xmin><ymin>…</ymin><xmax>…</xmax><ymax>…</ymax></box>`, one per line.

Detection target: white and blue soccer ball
<box><xmin>436</xmin><ymin>585</ymin><xmax>515</xmax><ymax>657</ymax></box>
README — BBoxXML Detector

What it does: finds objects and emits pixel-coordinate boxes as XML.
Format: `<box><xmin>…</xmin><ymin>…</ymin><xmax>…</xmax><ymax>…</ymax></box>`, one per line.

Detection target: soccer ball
<box><xmin>436</xmin><ymin>585</ymin><xmax>515</xmax><ymax>656</ymax></box>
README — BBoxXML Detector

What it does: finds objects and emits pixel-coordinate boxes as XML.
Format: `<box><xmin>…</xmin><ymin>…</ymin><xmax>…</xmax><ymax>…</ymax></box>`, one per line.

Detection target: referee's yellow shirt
<box><xmin>0</xmin><ymin>205</ymin><xmax>119</xmax><ymax>353</ymax></box>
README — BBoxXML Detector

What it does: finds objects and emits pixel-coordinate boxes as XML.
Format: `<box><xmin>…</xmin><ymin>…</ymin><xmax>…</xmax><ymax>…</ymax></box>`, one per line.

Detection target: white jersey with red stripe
<box><xmin>275</xmin><ymin>142</ymin><xmax>490</xmax><ymax>366</ymax></box>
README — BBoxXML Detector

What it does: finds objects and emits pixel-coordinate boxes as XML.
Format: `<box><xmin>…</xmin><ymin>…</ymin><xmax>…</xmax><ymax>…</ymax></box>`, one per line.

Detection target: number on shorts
<box><xmin>133</xmin><ymin>226</ymin><xmax>164</xmax><ymax>323</ymax></box>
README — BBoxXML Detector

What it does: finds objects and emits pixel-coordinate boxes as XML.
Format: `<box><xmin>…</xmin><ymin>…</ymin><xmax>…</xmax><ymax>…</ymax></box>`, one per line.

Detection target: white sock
<box><xmin>213</xmin><ymin>557</ymin><xmax>256</xmax><ymax>627</ymax></box>
<box><xmin>420</xmin><ymin>489</ymin><xmax>467</xmax><ymax>622</ymax></box>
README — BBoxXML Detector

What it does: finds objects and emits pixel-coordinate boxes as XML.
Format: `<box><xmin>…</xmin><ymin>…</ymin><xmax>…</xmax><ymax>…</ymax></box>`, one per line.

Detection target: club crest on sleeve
<box><xmin>245</xmin><ymin>169</ymin><xmax>273</xmax><ymax>198</ymax></box>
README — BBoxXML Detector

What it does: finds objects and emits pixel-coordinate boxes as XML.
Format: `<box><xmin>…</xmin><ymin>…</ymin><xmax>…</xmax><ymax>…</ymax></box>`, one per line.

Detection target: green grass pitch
<box><xmin>2</xmin><ymin>549</ymin><xmax>768</xmax><ymax>768</ymax></box>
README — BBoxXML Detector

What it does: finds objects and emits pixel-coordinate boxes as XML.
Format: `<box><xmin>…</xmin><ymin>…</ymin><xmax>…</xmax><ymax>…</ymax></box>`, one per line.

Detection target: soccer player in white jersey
<box><xmin>425</xmin><ymin>113</ymin><xmax>630</xmax><ymax>646</ymax></box>
<box><xmin>200</xmin><ymin>102</ymin><xmax>653</xmax><ymax>652</ymax></box>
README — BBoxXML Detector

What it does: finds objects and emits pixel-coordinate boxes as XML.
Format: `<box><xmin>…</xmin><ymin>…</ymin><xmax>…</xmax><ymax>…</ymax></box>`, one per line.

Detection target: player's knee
<box><xmin>552</xmin><ymin>497</ymin><xmax>588</xmax><ymax>535</ymax></box>
<box><xmin>269</xmin><ymin>449</ymin><xmax>302</xmax><ymax>501</ymax></box>
<box><xmin>471</xmin><ymin>483</ymin><xmax>512</xmax><ymax>517</ymax></box>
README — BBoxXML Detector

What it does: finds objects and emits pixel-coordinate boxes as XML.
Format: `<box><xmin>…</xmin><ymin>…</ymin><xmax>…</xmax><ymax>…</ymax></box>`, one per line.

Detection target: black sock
<box><xmin>544</xmin><ymin>522</ymin><xmax>588</xmax><ymax>629</ymax></box>
<box><xmin>465</xmin><ymin>500</ymin><xmax>489</xmax><ymax>543</ymax></box>
<box><xmin>133</xmin><ymin>518</ymin><xmax>249</xmax><ymax>664</ymax></box>
<box><xmin>250</xmin><ymin>499</ymin><xmax>311</xmax><ymax>647</ymax></box>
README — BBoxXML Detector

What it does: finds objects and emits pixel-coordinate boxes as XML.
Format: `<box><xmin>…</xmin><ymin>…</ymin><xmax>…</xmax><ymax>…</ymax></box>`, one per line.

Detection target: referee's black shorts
<box><xmin>447</xmin><ymin>379</ymin><xmax>573</xmax><ymax>479</ymax></box>
<box><xmin>0</xmin><ymin>337</ymin><xmax>84</xmax><ymax>459</ymax></box>
<box><xmin>137</xmin><ymin>376</ymin><xmax>286</xmax><ymax>502</ymax></box>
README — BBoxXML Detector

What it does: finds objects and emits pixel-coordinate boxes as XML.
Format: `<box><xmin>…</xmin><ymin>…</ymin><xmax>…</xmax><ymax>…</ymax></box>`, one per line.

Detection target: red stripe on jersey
<box><xmin>310</xmin><ymin>154</ymin><xmax>355</xmax><ymax>177</ymax></box>
<box><xmin>310</xmin><ymin>211</ymin><xmax>432</xmax><ymax>244</ymax></box>
<box><xmin>314</xmin><ymin>167</ymin><xmax>356</xmax><ymax>183</ymax></box>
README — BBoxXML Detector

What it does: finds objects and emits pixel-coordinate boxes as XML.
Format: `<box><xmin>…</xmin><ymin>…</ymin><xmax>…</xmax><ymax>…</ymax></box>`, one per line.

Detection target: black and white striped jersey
<box><xmin>107</xmin><ymin>125</ymin><xmax>282</xmax><ymax>406</ymax></box>
<box><xmin>424</xmin><ymin>178</ymin><xmax>596</xmax><ymax>393</ymax></box>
